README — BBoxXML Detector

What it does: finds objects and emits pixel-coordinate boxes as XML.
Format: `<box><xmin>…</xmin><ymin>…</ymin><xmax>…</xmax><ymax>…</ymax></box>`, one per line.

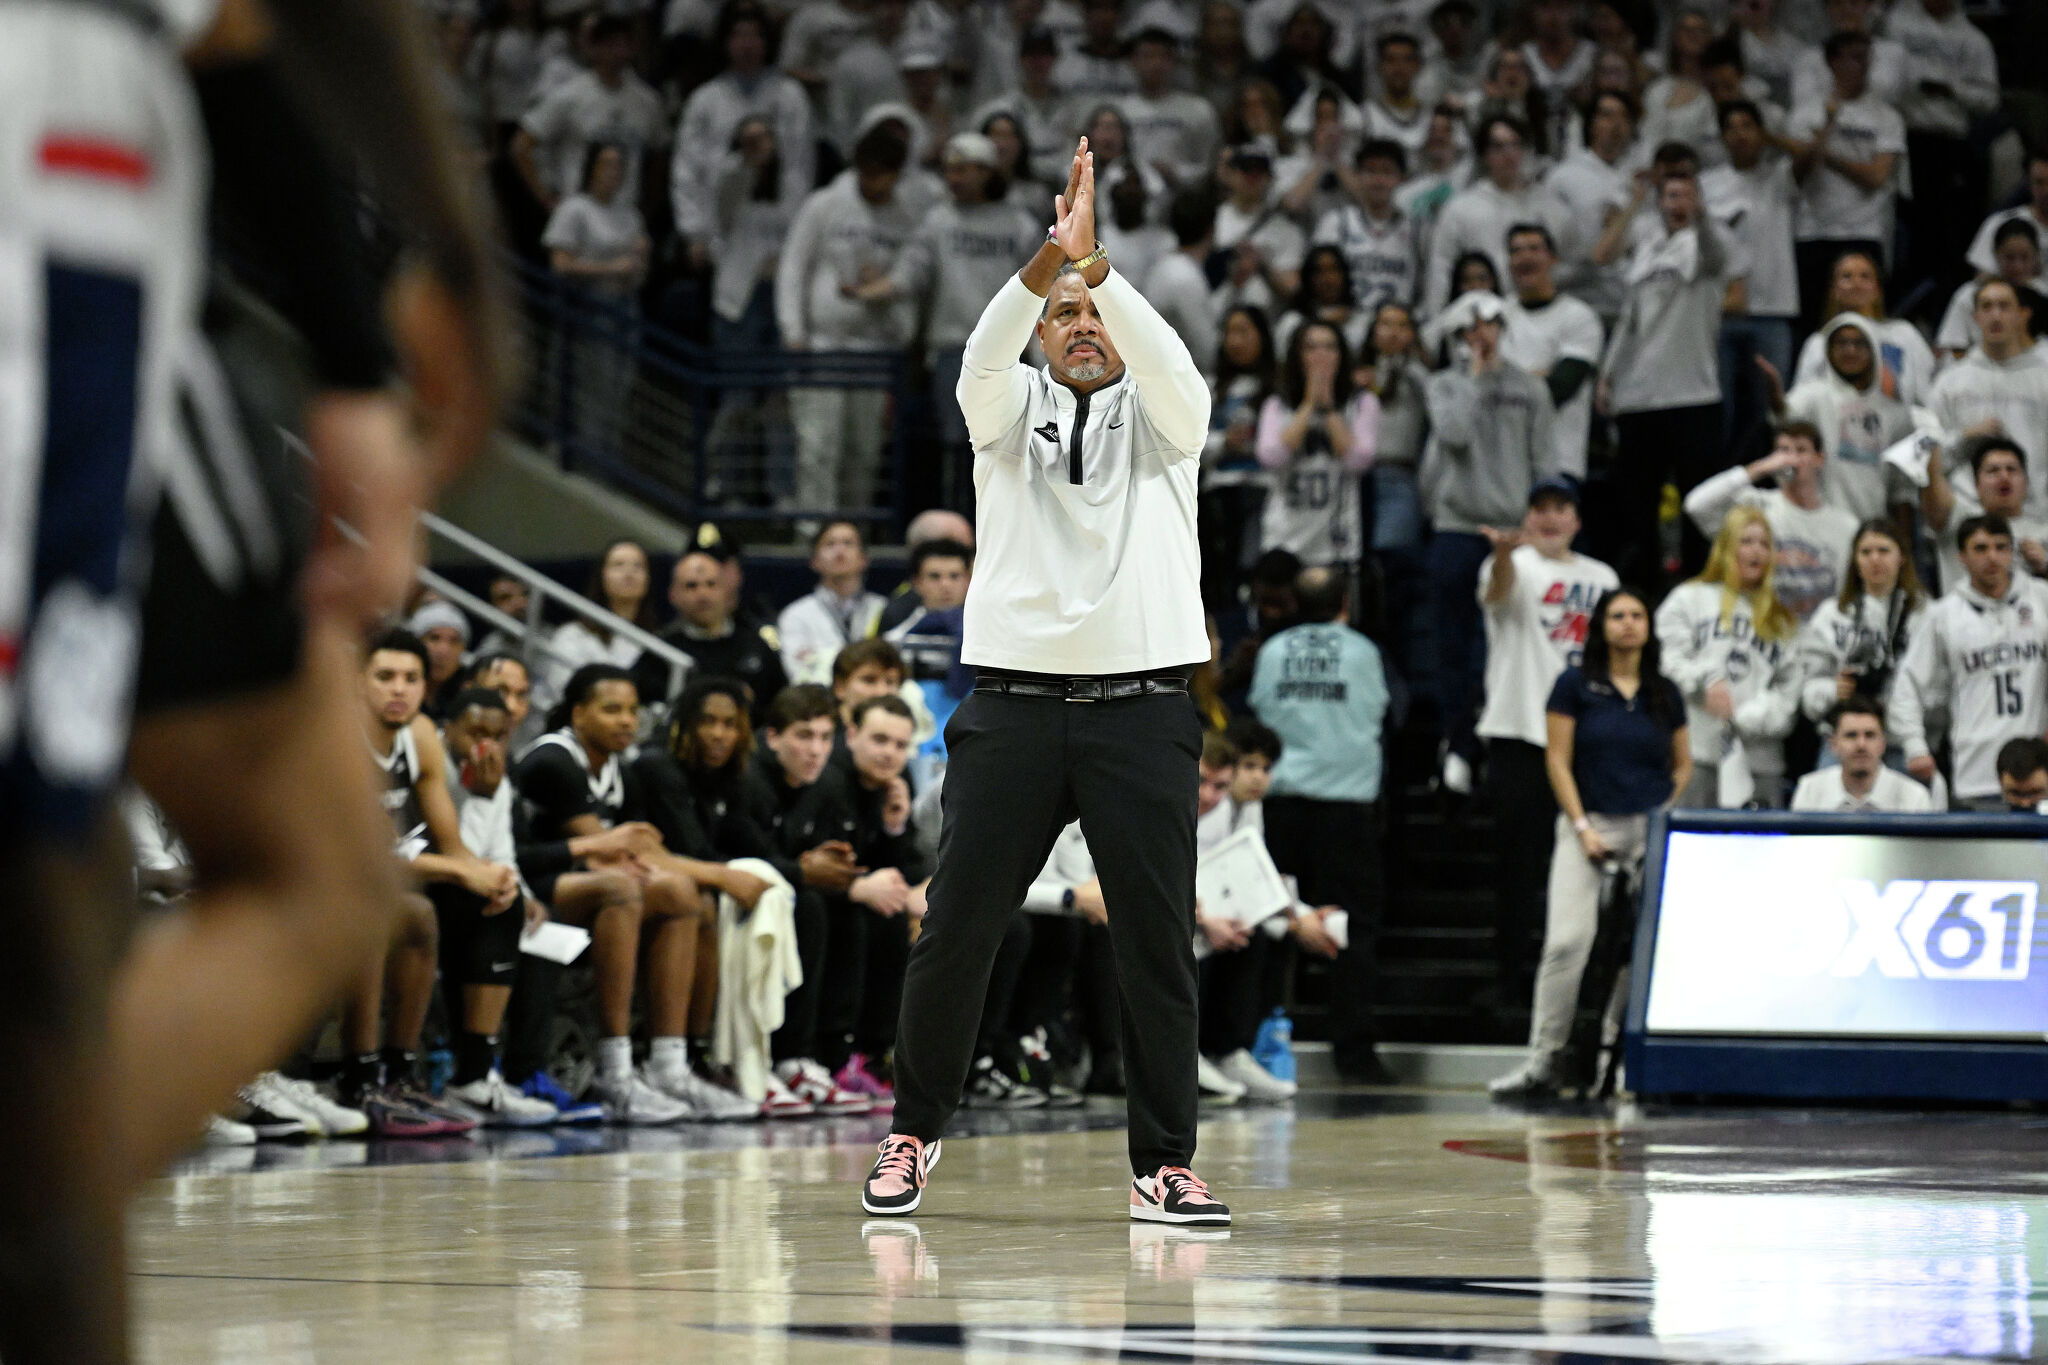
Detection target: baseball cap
<box><xmin>1528</xmin><ymin>475</ymin><xmax>1580</xmax><ymax>507</ymax></box>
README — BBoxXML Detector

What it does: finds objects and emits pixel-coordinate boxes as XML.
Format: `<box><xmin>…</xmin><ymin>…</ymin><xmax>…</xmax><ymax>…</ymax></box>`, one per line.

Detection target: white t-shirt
<box><xmin>519</xmin><ymin>69</ymin><xmax>667</xmax><ymax>204</ymax></box>
<box><xmin>1786</xmin><ymin>95</ymin><xmax>1906</xmax><ymax>245</ymax></box>
<box><xmin>1502</xmin><ymin>293</ymin><xmax>1604</xmax><ymax>479</ymax></box>
<box><xmin>1312</xmin><ymin>202</ymin><xmax>1421</xmax><ymax>316</ymax></box>
<box><xmin>1682</xmin><ymin>467</ymin><xmax>1861</xmax><ymax>622</ymax></box>
<box><xmin>1475</xmin><ymin>545</ymin><xmax>1619</xmax><ymax>748</ymax></box>
<box><xmin>1700</xmin><ymin>157</ymin><xmax>1800</xmax><ymax>318</ymax></box>
<box><xmin>1789</xmin><ymin>765</ymin><xmax>1934</xmax><ymax>813</ymax></box>
<box><xmin>542</xmin><ymin>194</ymin><xmax>646</xmax><ymax>297</ymax></box>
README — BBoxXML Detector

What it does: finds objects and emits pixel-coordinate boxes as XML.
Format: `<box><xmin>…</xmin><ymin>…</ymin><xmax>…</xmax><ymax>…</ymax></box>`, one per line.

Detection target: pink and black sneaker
<box><xmin>836</xmin><ymin>1052</ymin><xmax>895</xmax><ymax>1110</ymax></box>
<box><xmin>861</xmin><ymin>1134</ymin><xmax>941</xmax><ymax>1215</ymax></box>
<box><xmin>1130</xmin><ymin>1166</ymin><xmax>1231</xmax><ymax>1226</ymax></box>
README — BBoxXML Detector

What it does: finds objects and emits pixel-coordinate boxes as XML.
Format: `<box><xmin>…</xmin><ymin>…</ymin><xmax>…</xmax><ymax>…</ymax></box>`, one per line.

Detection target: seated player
<box><xmin>350</xmin><ymin>630</ymin><xmax>495</xmax><ymax>1137</ymax></box>
<box><xmin>432</xmin><ymin>688</ymin><xmax>572</xmax><ymax>1126</ymax></box>
<box><xmin>631</xmin><ymin>677</ymin><xmax>797</xmax><ymax>1119</ymax></box>
<box><xmin>748</xmin><ymin>686</ymin><xmax>880</xmax><ymax>1112</ymax></box>
<box><xmin>512</xmin><ymin>665</ymin><xmax>717</xmax><ymax>1123</ymax></box>
<box><xmin>813</xmin><ymin>696</ymin><xmax>932</xmax><ymax>1092</ymax></box>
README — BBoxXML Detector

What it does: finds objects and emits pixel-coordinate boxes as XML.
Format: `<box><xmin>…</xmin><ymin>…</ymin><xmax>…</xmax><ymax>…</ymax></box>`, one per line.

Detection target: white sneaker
<box><xmin>206</xmin><ymin>1113</ymin><xmax>257</xmax><ymax>1146</ymax></box>
<box><xmin>648</xmin><ymin>1063</ymin><xmax>759</xmax><ymax>1123</ymax></box>
<box><xmin>443</xmin><ymin>1070</ymin><xmax>560</xmax><ymax>1128</ymax></box>
<box><xmin>593</xmin><ymin>1070</ymin><xmax>689</xmax><ymax>1126</ymax></box>
<box><xmin>1442</xmin><ymin>750</ymin><xmax>1473</xmax><ymax>796</ymax></box>
<box><xmin>1194</xmin><ymin>1053</ymin><xmax>1246</xmax><ymax>1103</ymax></box>
<box><xmin>777</xmin><ymin>1057</ymin><xmax>872</xmax><ymax>1114</ymax></box>
<box><xmin>264</xmin><ymin>1073</ymin><xmax>369</xmax><ymax>1137</ymax></box>
<box><xmin>244</xmin><ymin>1072</ymin><xmax>326</xmax><ymax>1136</ymax></box>
<box><xmin>1218</xmin><ymin>1048</ymin><xmax>1297</xmax><ymax>1101</ymax></box>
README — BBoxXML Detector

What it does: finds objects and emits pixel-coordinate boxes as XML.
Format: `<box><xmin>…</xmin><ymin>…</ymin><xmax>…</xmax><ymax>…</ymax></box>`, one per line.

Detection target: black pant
<box><xmin>1485</xmin><ymin>738</ymin><xmax>1557</xmax><ymax>996</ymax></box>
<box><xmin>1199</xmin><ymin>933</ymin><xmax>1284</xmax><ymax>1056</ymax></box>
<box><xmin>1261</xmin><ymin>794</ymin><xmax>1381</xmax><ymax>1063</ymax></box>
<box><xmin>1610</xmin><ymin>403</ymin><xmax>1725</xmax><ymax>594</ymax></box>
<box><xmin>1794</xmin><ymin>237</ymin><xmax>1885</xmax><ymax>342</ymax></box>
<box><xmin>817</xmin><ymin>892</ymin><xmax>910</xmax><ymax>1074</ymax></box>
<box><xmin>893</xmin><ymin>688</ymin><xmax>1202</xmax><ymax>1175</ymax></box>
<box><xmin>975</xmin><ymin>913</ymin><xmax>1034</xmax><ymax>1058</ymax></box>
<box><xmin>427</xmin><ymin>883</ymin><xmax>523</xmax><ymax>992</ymax></box>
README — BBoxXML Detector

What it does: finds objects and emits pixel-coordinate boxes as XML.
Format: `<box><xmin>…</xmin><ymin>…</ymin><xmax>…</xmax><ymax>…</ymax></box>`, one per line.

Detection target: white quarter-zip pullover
<box><xmin>1889</xmin><ymin>576</ymin><xmax>2048</xmax><ymax>800</ymax></box>
<box><xmin>957</xmin><ymin>269</ymin><xmax>1212</xmax><ymax>674</ymax></box>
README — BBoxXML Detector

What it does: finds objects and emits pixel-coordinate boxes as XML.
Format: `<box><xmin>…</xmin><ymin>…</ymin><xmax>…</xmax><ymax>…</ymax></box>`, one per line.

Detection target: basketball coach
<box><xmin>858</xmin><ymin>139</ymin><xmax>1230</xmax><ymax>1227</ymax></box>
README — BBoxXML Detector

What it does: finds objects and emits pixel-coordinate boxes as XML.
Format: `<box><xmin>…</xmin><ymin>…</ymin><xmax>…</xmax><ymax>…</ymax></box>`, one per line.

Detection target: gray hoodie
<box><xmin>1419</xmin><ymin>361</ymin><xmax>1559</xmax><ymax>533</ymax></box>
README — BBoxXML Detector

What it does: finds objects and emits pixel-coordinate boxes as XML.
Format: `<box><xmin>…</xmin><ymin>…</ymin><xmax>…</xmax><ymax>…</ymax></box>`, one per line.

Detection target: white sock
<box><xmin>598</xmin><ymin>1036</ymin><xmax>633</xmax><ymax>1080</ymax></box>
<box><xmin>650</xmin><ymin>1036</ymin><xmax>688</xmax><ymax>1077</ymax></box>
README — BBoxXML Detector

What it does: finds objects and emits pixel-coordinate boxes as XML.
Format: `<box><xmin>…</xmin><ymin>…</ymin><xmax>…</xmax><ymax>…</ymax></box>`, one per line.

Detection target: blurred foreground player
<box><xmin>0</xmin><ymin>0</ymin><xmax>503</xmax><ymax>1358</ymax></box>
<box><xmin>862</xmin><ymin>141</ymin><xmax>1230</xmax><ymax>1226</ymax></box>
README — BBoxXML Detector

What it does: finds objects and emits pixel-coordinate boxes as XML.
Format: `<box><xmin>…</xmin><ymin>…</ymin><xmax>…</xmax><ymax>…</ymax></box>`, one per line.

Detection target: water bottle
<box><xmin>1252</xmin><ymin>1009</ymin><xmax>1296</xmax><ymax>1083</ymax></box>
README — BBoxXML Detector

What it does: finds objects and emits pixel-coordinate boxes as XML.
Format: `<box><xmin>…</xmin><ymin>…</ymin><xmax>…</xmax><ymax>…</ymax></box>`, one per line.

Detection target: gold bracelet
<box><xmin>1070</xmin><ymin>243</ymin><xmax>1108</xmax><ymax>272</ymax></box>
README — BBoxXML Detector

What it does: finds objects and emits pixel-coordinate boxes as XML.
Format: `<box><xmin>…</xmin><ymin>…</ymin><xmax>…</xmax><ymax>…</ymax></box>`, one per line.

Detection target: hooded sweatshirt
<box><xmin>1889</xmin><ymin>575</ymin><xmax>2048</xmax><ymax>800</ymax></box>
<box><xmin>1654</xmin><ymin>580</ymin><xmax>1800</xmax><ymax>774</ymax></box>
<box><xmin>774</xmin><ymin>168</ymin><xmax>919</xmax><ymax>351</ymax></box>
<box><xmin>1782</xmin><ymin>313</ymin><xmax>1915</xmax><ymax>521</ymax></box>
<box><xmin>1419</xmin><ymin>360</ymin><xmax>1558</xmax><ymax>533</ymax></box>
<box><xmin>1792</xmin><ymin>314</ymin><xmax>1935</xmax><ymax>407</ymax></box>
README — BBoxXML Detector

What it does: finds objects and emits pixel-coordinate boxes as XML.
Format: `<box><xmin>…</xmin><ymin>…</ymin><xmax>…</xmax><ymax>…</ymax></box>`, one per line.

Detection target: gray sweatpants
<box><xmin>1526</xmin><ymin>812</ymin><xmax>1647</xmax><ymax>1064</ymax></box>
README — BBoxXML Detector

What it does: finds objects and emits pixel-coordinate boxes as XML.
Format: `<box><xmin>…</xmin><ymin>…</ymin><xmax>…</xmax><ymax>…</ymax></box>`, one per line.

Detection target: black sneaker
<box><xmin>1130</xmin><ymin>1166</ymin><xmax>1231</xmax><ymax>1226</ymax></box>
<box><xmin>962</xmin><ymin>1055</ymin><xmax>1049</xmax><ymax>1110</ymax></box>
<box><xmin>1014</xmin><ymin>1033</ymin><xmax>1085</xmax><ymax>1107</ymax></box>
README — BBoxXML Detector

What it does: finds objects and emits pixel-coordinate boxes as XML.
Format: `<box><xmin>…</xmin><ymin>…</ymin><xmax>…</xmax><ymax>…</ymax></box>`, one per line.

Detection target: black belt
<box><xmin>974</xmin><ymin>675</ymin><xmax>1189</xmax><ymax>703</ymax></box>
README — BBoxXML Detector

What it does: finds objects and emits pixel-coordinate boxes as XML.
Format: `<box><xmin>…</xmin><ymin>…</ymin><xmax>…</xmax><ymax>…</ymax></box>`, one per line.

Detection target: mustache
<box><xmin>1065</xmin><ymin>338</ymin><xmax>1102</xmax><ymax>353</ymax></box>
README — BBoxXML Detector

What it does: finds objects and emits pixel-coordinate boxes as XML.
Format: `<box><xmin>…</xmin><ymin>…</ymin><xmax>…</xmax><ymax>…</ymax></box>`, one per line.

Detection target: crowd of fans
<box><xmin>146</xmin><ymin>0</ymin><xmax>2048</xmax><ymax>1138</ymax></box>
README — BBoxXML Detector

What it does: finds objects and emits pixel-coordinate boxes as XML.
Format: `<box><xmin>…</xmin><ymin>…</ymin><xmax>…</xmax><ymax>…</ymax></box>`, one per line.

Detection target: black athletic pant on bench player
<box><xmin>892</xmin><ymin>688</ymin><xmax>1202</xmax><ymax>1175</ymax></box>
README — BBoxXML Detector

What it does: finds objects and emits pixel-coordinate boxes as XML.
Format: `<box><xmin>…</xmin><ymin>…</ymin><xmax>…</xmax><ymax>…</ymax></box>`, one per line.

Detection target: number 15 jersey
<box><xmin>1889</xmin><ymin>577</ymin><xmax>2048</xmax><ymax>801</ymax></box>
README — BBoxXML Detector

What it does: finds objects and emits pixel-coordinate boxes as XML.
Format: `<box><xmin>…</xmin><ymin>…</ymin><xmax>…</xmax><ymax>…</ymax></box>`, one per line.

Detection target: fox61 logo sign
<box><xmin>1818</xmin><ymin>880</ymin><xmax>2037</xmax><ymax>981</ymax></box>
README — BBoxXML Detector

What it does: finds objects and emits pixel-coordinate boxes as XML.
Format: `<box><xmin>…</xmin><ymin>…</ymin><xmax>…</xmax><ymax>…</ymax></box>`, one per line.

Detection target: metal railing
<box><xmin>507</xmin><ymin>259</ymin><xmax>911</xmax><ymax>531</ymax></box>
<box><xmin>416</xmin><ymin>509</ymin><xmax>695</xmax><ymax>705</ymax></box>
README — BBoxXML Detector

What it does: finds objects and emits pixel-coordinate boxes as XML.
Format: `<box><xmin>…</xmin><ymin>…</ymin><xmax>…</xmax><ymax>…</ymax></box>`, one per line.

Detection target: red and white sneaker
<box><xmin>1130</xmin><ymin>1166</ymin><xmax>1231</xmax><ymax>1226</ymax></box>
<box><xmin>861</xmin><ymin>1134</ymin><xmax>942</xmax><ymax>1215</ymax></box>
<box><xmin>759</xmin><ymin>1072</ymin><xmax>816</xmax><ymax>1119</ymax></box>
<box><xmin>778</xmin><ymin>1057</ymin><xmax>873</xmax><ymax>1114</ymax></box>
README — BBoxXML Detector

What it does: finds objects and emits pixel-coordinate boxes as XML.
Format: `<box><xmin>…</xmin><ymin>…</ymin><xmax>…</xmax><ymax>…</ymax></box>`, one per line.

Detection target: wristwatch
<box><xmin>1045</xmin><ymin>224</ymin><xmax>1108</xmax><ymax>271</ymax></box>
<box><xmin>1061</xmin><ymin>887</ymin><xmax>1077</xmax><ymax>911</ymax></box>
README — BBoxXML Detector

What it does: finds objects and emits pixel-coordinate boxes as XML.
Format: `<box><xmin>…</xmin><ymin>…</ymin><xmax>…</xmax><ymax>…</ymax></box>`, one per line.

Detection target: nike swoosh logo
<box><xmin>491</xmin><ymin>961</ymin><xmax>516</xmax><ymax>973</ymax></box>
<box><xmin>1108</xmin><ymin>420</ymin><xmax>1123</xmax><ymax>428</ymax></box>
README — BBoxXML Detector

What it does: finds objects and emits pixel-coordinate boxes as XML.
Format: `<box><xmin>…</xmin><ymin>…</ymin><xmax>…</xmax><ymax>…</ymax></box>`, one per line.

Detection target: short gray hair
<box><xmin>1040</xmin><ymin>261</ymin><xmax>1084</xmax><ymax>317</ymax></box>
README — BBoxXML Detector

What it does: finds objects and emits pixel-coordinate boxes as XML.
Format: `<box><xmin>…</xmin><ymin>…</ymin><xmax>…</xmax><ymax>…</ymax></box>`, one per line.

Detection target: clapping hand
<box><xmin>1054</xmin><ymin>138</ymin><xmax>1096</xmax><ymax>261</ymax></box>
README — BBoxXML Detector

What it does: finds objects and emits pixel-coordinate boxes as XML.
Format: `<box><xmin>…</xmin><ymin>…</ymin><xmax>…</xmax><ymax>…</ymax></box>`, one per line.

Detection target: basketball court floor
<box><xmin>136</xmin><ymin>1087</ymin><xmax>2047</xmax><ymax>1362</ymax></box>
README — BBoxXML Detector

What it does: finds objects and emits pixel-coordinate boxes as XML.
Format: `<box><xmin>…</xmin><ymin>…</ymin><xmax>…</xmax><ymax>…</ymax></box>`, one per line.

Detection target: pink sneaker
<box><xmin>1130</xmin><ymin>1166</ymin><xmax>1231</xmax><ymax>1226</ymax></box>
<box><xmin>861</xmin><ymin>1134</ymin><xmax>941</xmax><ymax>1215</ymax></box>
<box><xmin>836</xmin><ymin>1052</ymin><xmax>895</xmax><ymax>1110</ymax></box>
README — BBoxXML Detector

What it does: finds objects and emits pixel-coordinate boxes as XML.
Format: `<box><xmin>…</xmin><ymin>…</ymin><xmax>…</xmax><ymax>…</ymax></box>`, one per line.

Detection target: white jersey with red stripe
<box><xmin>0</xmin><ymin>0</ymin><xmax>210</xmax><ymax>830</ymax></box>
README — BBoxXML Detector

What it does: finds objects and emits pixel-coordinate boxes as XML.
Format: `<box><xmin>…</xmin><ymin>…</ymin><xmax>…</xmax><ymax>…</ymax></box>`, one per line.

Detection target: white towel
<box><xmin>709</xmin><ymin>859</ymin><xmax>801</xmax><ymax>1102</ymax></box>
